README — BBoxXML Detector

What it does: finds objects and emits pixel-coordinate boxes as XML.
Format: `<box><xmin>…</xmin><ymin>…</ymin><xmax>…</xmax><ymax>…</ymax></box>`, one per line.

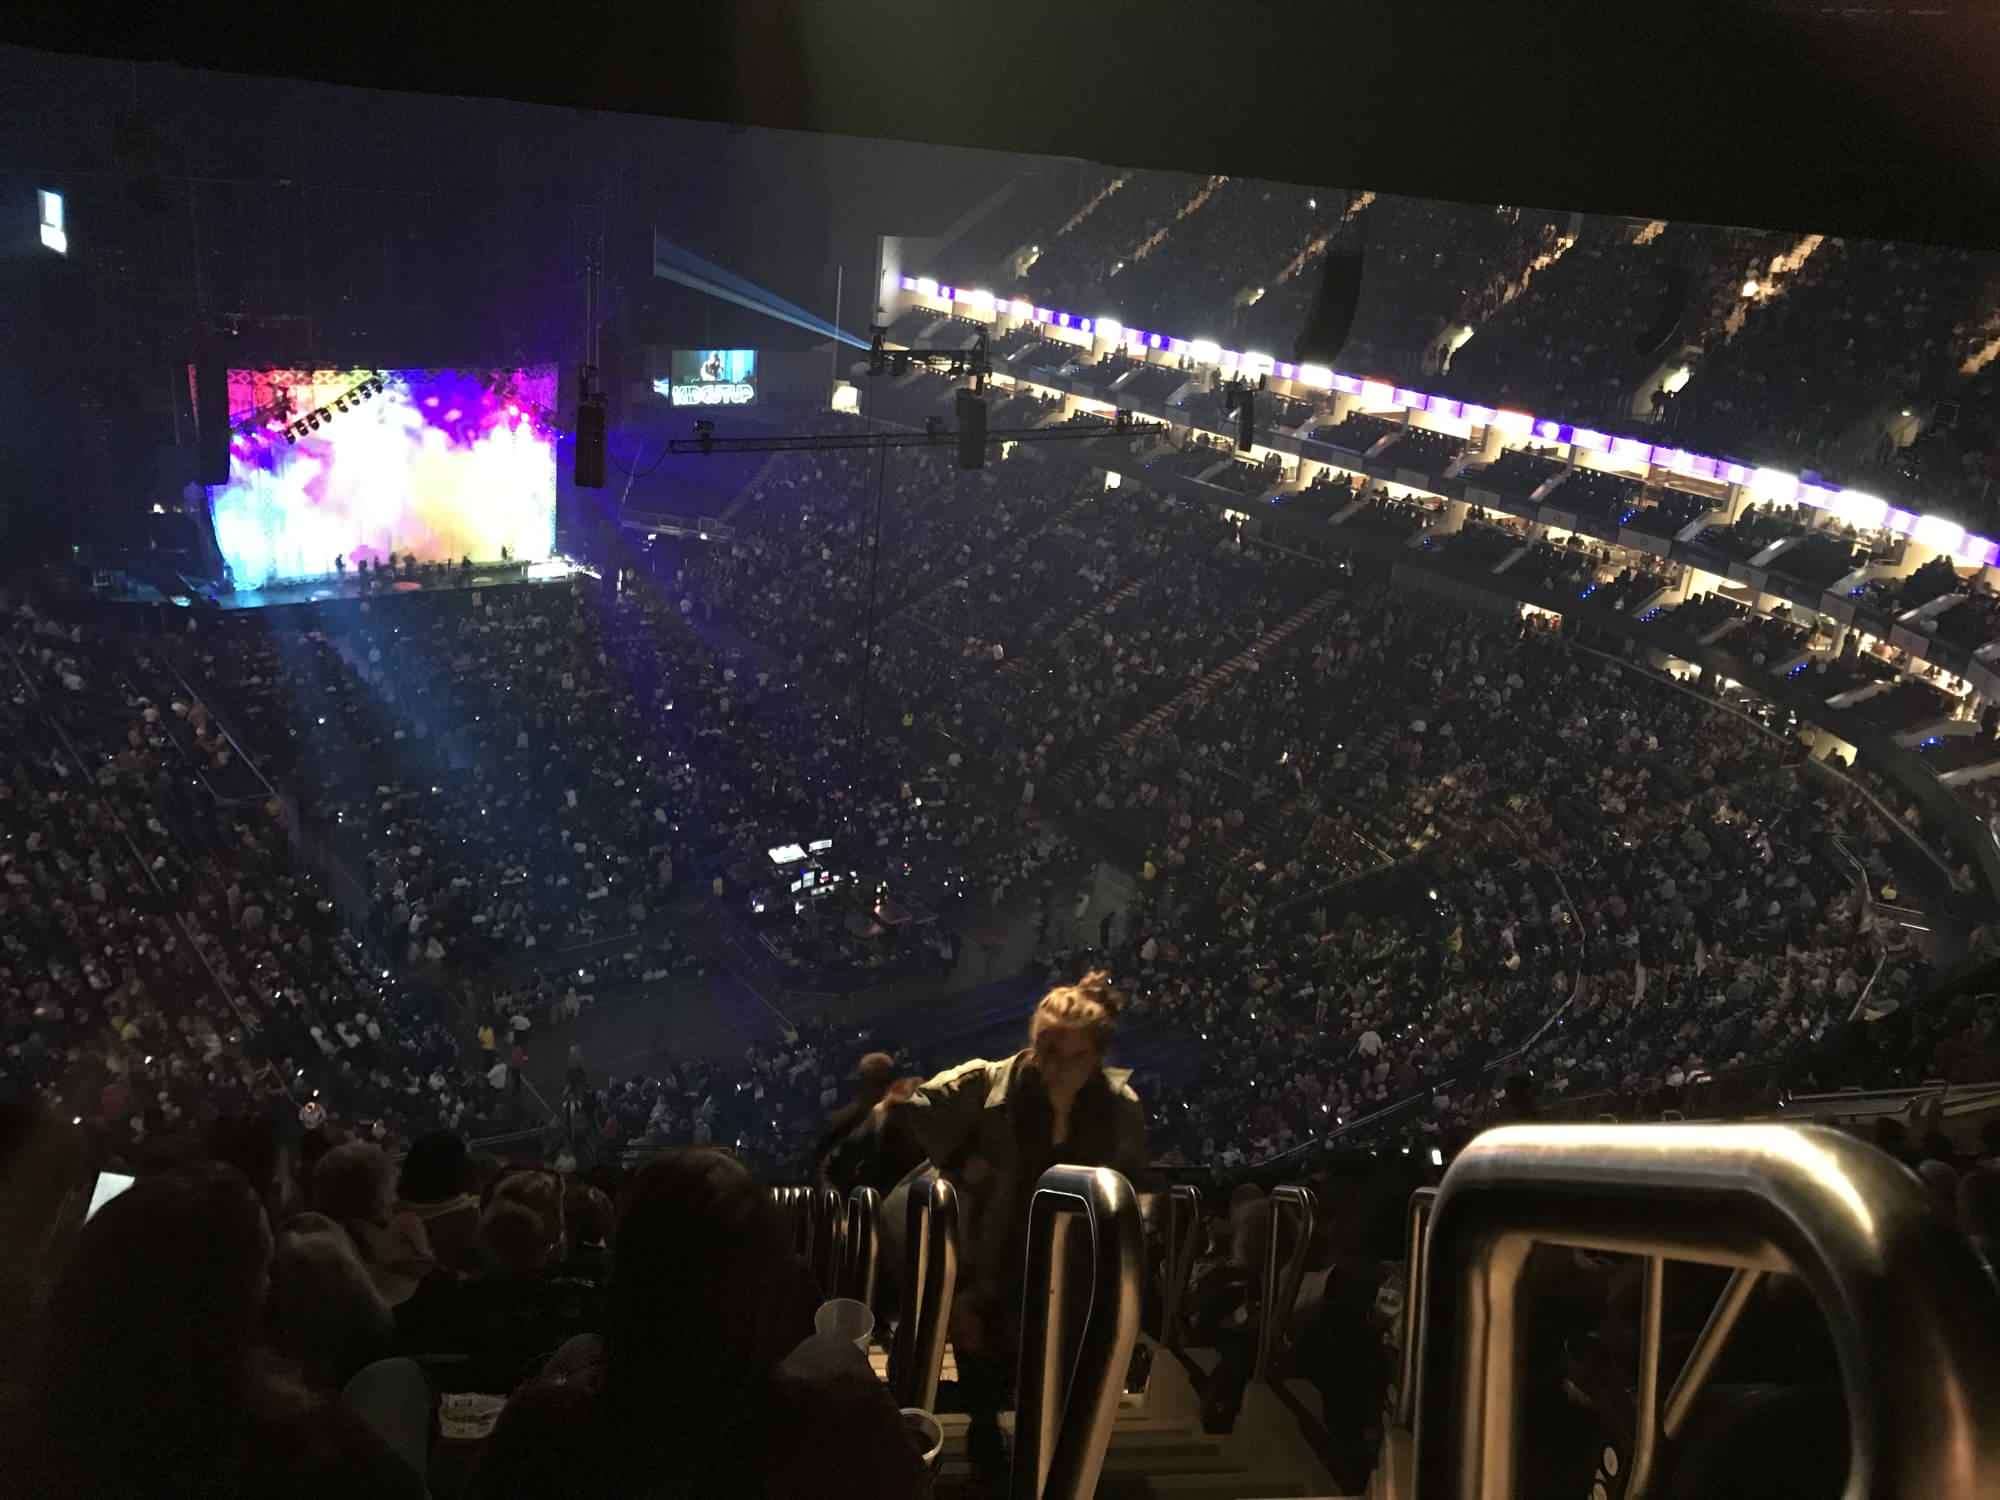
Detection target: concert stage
<box><xmin>58</xmin><ymin>558</ymin><xmax>600</xmax><ymax>644</ymax></box>
<box><xmin>86</xmin><ymin>556</ymin><xmax>594</xmax><ymax>612</ymax></box>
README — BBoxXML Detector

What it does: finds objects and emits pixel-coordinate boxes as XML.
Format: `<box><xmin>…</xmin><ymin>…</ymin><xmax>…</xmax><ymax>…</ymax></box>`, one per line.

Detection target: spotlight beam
<box><xmin>652</xmin><ymin>235</ymin><xmax>872</xmax><ymax>351</ymax></box>
<box><xmin>653</xmin><ymin>263</ymin><xmax>872</xmax><ymax>350</ymax></box>
<box><xmin>654</xmin><ymin>235</ymin><xmax>870</xmax><ymax>347</ymax></box>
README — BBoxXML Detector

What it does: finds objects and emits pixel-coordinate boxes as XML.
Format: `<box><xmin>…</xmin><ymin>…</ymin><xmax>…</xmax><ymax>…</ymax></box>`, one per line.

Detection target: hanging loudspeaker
<box><xmin>195</xmin><ymin>354</ymin><xmax>230</xmax><ymax>486</ymax></box>
<box><xmin>574</xmin><ymin>397</ymin><xmax>607</xmax><ymax>488</ymax></box>
<box><xmin>955</xmin><ymin>388</ymin><xmax>987</xmax><ymax>470</ymax></box>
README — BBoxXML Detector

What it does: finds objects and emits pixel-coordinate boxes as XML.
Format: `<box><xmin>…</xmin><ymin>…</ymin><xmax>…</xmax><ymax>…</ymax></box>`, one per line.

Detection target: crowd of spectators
<box><xmin>1014</xmin><ymin>168</ymin><xmax>1208</xmax><ymax>315</ymax></box>
<box><xmin>1320</xmin><ymin>482</ymin><xmax>1441</xmax><ymax>541</ymax></box>
<box><xmin>8</xmin><ymin>433</ymin><xmax>1998</xmax><ymax>1500</ymax></box>
<box><xmin>1856</xmin><ymin>360</ymin><xmax>2000</xmax><ymax>531</ymax></box>
<box><xmin>1100</xmin><ymin>176</ymin><xmax>1334</xmax><ymax>337</ymax></box>
<box><xmin>1063</xmin><ymin>615</ymin><xmax>1928</xmax><ymax>1167</ymax></box>
<box><xmin>1246</xmin><ymin>196</ymin><xmax>1572</xmax><ymax>377</ymax></box>
<box><xmin>20</xmin><ymin>156</ymin><xmax>2000</xmax><ymax>1500</ymax></box>
<box><xmin>2</xmin><ymin>1124</ymin><xmax>933</xmax><ymax>1497</ymax></box>
<box><xmin>1667</xmin><ymin>237</ymin><xmax>1990</xmax><ymax>490</ymax></box>
<box><xmin>2</xmin><ymin>600</ymin><xmax>491</xmax><ymax>1149</ymax></box>
<box><xmin>8</xmin><ymin>398</ymin><xmax>1981</xmax><ymax>1198</ymax></box>
<box><xmin>8</xmin><ymin>187</ymin><xmax>1997</xmax><ymax>1212</ymax></box>
<box><xmin>1000</xmin><ymin>171</ymin><xmax>2000</xmax><ymax>534</ymax></box>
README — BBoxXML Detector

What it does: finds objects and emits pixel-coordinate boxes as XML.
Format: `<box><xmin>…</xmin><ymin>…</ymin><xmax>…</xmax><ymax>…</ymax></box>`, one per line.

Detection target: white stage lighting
<box><xmin>38</xmin><ymin>189</ymin><xmax>65</xmax><ymax>254</ymax></box>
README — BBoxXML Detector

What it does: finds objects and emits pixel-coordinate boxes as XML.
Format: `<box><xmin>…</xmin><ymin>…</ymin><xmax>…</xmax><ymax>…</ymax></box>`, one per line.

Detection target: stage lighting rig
<box><xmin>867</xmin><ymin>325</ymin><xmax>991</xmax><ymax>390</ymax></box>
<box><xmin>667</xmin><ymin>324</ymin><xmax>1164</xmax><ymax>467</ymax></box>
<box><xmin>258</xmin><ymin>371</ymin><xmax>390</xmax><ymax>446</ymax></box>
<box><xmin>662</xmin><ymin>408</ymin><xmax>1163</xmax><ymax>463</ymax></box>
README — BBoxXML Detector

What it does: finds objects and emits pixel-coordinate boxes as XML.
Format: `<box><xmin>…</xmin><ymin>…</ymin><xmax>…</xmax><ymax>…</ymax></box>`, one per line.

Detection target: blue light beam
<box><xmin>652</xmin><ymin>232</ymin><xmax>872</xmax><ymax>351</ymax></box>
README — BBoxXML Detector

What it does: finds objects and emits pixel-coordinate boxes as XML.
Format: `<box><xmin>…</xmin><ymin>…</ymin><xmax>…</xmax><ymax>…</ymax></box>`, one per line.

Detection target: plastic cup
<box><xmin>900</xmin><ymin>1408</ymin><xmax>944</xmax><ymax>1472</ymax></box>
<box><xmin>815</xmin><ymin>1296</ymin><xmax>875</xmax><ymax>1351</ymax></box>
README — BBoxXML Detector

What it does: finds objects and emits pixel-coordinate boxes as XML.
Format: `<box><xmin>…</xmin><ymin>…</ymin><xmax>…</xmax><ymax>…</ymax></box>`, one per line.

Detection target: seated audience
<box><xmin>311</xmin><ymin>1139</ymin><xmax>437</xmax><ymax>1305</ymax></box>
<box><xmin>10</xmin><ymin>1161</ymin><xmax>426</xmax><ymax>1498</ymax></box>
<box><xmin>471</xmin><ymin>1148</ymin><xmax>925</xmax><ymax>1498</ymax></box>
<box><xmin>396</xmin><ymin>1128</ymin><xmax>483</xmax><ymax>1273</ymax></box>
<box><xmin>266</xmin><ymin>1211</ymin><xmax>397</xmax><ymax>1390</ymax></box>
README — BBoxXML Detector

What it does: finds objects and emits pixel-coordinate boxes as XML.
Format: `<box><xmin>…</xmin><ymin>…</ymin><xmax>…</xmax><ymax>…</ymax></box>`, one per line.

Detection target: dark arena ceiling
<box><xmin>2</xmin><ymin>0</ymin><xmax>1997</xmax><ymax>252</ymax></box>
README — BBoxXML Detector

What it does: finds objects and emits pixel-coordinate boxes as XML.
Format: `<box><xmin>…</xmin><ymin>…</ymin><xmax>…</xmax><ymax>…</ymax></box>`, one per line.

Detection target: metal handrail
<box><xmin>1254</xmin><ymin>1183</ymin><xmax>1318</xmax><ymax>1382</ymax></box>
<box><xmin>843</xmin><ymin>1185</ymin><xmax>881</xmax><ymax>1305</ymax></box>
<box><xmin>1414</xmin><ymin>1123</ymin><xmax>2000</xmax><ymax>1500</ymax></box>
<box><xmin>812</xmin><ymin>1184</ymin><xmax>846</xmax><ymax>1292</ymax></box>
<box><xmin>891</xmin><ymin>1173</ymin><xmax>959</xmax><ymax>1412</ymax></box>
<box><xmin>1848</xmin><ymin>943</ymin><xmax>1893</xmax><ymax>1024</ymax></box>
<box><xmin>1395</xmin><ymin>1186</ymin><xmax>1439</xmax><ymax>1430</ymax></box>
<box><xmin>1161</xmin><ymin>1182</ymin><xmax>1203</xmax><ymax>1348</ymax></box>
<box><xmin>1010</xmin><ymin>1165</ymin><xmax>1144</xmax><ymax>1500</ymax></box>
<box><xmin>772</xmin><ymin>1185</ymin><xmax>811</xmax><ymax>1258</ymax></box>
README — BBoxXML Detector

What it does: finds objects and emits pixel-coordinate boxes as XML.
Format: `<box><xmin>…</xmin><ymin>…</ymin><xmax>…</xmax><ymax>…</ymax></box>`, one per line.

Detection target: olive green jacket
<box><xmin>887</xmin><ymin>1051</ymin><xmax>1148</xmax><ymax>1318</ymax></box>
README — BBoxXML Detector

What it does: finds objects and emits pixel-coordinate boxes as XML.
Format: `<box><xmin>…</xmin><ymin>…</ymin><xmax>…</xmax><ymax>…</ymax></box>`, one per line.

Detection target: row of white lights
<box><xmin>897</xmin><ymin>274</ymin><xmax>1996</xmax><ymax>568</ymax></box>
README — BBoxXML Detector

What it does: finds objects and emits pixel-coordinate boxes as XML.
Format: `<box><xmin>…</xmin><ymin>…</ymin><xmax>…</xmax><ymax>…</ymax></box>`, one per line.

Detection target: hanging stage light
<box><xmin>232</xmin><ymin>372</ymin><xmax>383</xmax><ymax>448</ymax></box>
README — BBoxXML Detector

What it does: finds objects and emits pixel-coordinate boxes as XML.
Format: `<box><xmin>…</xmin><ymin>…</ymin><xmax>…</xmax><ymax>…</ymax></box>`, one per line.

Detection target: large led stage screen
<box><xmin>209</xmin><ymin>365</ymin><xmax>558</xmax><ymax>589</ymax></box>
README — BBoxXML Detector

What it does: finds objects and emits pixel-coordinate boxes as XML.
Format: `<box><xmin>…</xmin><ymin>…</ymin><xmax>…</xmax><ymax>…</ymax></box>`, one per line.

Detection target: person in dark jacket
<box><xmin>1186</xmin><ymin>1185</ymin><xmax>1270</xmax><ymax>1434</ymax></box>
<box><xmin>880</xmin><ymin>971</ymin><xmax>1149</xmax><ymax>1481</ymax></box>
<box><xmin>395</xmin><ymin>1129</ymin><xmax>481</xmax><ymax>1274</ymax></box>
<box><xmin>812</xmin><ymin>1050</ymin><xmax>896</xmax><ymax>1183</ymax></box>
<box><xmin>823</xmin><ymin>1074</ymin><xmax>928</xmax><ymax>1198</ymax></box>
<box><xmin>470</xmin><ymin>1148</ymin><xmax>924</xmax><ymax>1499</ymax></box>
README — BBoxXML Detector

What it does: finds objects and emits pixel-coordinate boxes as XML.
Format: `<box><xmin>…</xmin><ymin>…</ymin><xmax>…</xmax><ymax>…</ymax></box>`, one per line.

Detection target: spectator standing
<box><xmin>813</xmin><ymin>1050</ymin><xmax>895</xmax><ymax>1184</ymax></box>
<box><xmin>882</xmin><ymin>972</ymin><xmax>1149</xmax><ymax>1481</ymax></box>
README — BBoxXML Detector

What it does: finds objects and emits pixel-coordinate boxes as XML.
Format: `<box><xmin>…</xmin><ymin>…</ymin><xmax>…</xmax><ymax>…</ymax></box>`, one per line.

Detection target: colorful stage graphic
<box><xmin>208</xmin><ymin>365</ymin><xmax>558</xmax><ymax>589</ymax></box>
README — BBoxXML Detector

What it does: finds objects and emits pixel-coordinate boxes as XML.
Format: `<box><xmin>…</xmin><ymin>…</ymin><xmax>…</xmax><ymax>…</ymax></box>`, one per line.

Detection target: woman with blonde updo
<box><xmin>881</xmin><ymin>971</ymin><xmax>1148</xmax><ymax>1480</ymax></box>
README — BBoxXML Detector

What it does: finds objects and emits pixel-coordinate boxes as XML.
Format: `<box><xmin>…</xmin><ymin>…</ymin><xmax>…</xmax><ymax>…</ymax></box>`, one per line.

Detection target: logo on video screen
<box><xmin>661</xmin><ymin>349</ymin><xmax>756</xmax><ymax>407</ymax></box>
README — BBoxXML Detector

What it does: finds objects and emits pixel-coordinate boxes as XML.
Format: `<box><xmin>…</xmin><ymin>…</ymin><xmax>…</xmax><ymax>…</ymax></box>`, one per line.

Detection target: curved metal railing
<box><xmin>843</xmin><ymin>1185</ymin><xmax>881</xmax><ymax>1305</ymax></box>
<box><xmin>891</xmin><ymin>1173</ymin><xmax>960</xmax><ymax>1412</ymax></box>
<box><xmin>1414</xmin><ymin>1122</ymin><xmax>2000</xmax><ymax>1500</ymax></box>
<box><xmin>1011</xmin><ymin>1164</ymin><xmax>1144</xmax><ymax>1500</ymax></box>
<box><xmin>1369</xmin><ymin>1186</ymin><xmax>1440</xmax><ymax>1500</ymax></box>
<box><xmin>1253</xmin><ymin>1183</ymin><xmax>1318</xmax><ymax>1382</ymax></box>
<box><xmin>1396</xmin><ymin>1185</ymin><xmax>1438</xmax><ymax>1431</ymax></box>
<box><xmin>772</xmin><ymin>1184</ymin><xmax>849</xmax><ymax>1296</ymax></box>
<box><xmin>1161</xmin><ymin>1182</ymin><xmax>1204</xmax><ymax>1349</ymax></box>
<box><xmin>811</xmin><ymin>1183</ymin><xmax>846</xmax><ymax>1293</ymax></box>
<box><xmin>772</xmin><ymin>1184</ymin><xmax>810</xmax><ymax>1257</ymax></box>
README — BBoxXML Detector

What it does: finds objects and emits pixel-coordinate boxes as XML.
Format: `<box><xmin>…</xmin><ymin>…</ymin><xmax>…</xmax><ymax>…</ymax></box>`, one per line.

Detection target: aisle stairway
<box><xmin>1046</xmin><ymin>586</ymin><xmax>1346</xmax><ymax>819</ymax></box>
<box><xmin>1112</xmin><ymin>589</ymin><xmax>1344</xmax><ymax>752</ymax></box>
<box><xmin>677</xmin><ymin>900</ymin><xmax>799</xmax><ymax>1043</ymax></box>
<box><xmin>866</xmin><ymin>1339</ymin><xmax>1338</xmax><ymax>1498</ymax></box>
<box><xmin>1002</xmin><ymin>575</ymin><xmax>1148</xmax><ymax>678</ymax></box>
<box><xmin>893</xmin><ymin>483</ymin><xmax>1101</xmax><ymax>630</ymax></box>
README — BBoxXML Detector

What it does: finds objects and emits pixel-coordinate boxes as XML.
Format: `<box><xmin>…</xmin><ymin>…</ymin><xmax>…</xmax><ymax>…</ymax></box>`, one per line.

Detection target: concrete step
<box><xmin>911</xmin><ymin>1345</ymin><xmax>1335</xmax><ymax>1499</ymax></box>
<box><xmin>933</xmin><ymin>1416</ymin><xmax>1214</xmax><ymax>1448</ymax></box>
<box><xmin>1133</xmin><ymin>1483</ymin><xmax>1326</xmax><ymax>1498</ymax></box>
